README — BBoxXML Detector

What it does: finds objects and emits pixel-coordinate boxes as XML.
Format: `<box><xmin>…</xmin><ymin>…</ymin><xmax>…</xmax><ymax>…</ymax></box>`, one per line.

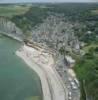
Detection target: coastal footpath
<box><xmin>16</xmin><ymin>45</ymin><xmax>67</xmax><ymax>100</ymax></box>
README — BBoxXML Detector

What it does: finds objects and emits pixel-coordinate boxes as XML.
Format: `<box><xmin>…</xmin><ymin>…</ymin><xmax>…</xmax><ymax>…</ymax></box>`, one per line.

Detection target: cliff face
<box><xmin>0</xmin><ymin>17</ymin><xmax>23</xmax><ymax>41</ymax></box>
<box><xmin>0</xmin><ymin>16</ymin><xmax>81</xmax><ymax>53</ymax></box>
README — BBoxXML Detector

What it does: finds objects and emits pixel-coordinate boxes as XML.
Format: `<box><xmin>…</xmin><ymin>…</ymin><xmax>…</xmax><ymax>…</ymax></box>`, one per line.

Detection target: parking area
<box><xmin>55</xmin><ymin>64</ymin><xmax>80</xmax><ymax>100</ymax></box>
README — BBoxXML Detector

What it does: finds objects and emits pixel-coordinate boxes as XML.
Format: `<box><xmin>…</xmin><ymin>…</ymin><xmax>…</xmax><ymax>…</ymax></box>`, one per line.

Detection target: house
<box><xmin>65</xmin><ymin>55</ymin><xmax>75</xmax><ymax>67</ymax></box>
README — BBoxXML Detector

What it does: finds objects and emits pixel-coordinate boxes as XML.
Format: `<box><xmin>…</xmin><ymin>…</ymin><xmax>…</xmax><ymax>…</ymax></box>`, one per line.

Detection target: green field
<box><xmin>83</xmin><ymin>44</ymin><xmax>98</xmax><ymax>53</ymax></box>
<box><xmin>91</xmin><ymin>10</ymin><xmax>98</xmax><ymax>15</ymax></box>
<box><xmin>74</xmin><ymin>45</ymin><xmax>98</xmax><ymax>100</ymax></box>
<box><xmin>0</xmin><ymin>5</ymin><xmax>31</xmax><ymax>17</ymax></box>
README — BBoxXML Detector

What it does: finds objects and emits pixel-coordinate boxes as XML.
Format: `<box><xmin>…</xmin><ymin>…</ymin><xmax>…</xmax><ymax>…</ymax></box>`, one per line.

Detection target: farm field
<box><xmin>0</xmin><ymin>5</ymin><xmax>31</xmax><ymax>17</ymax></box>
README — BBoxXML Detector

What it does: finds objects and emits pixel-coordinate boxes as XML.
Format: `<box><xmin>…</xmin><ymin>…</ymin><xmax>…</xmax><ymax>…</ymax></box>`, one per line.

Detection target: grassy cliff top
<box><xmin>0</xmin><ymin>5</ymin><xmax>31</xmax><ymax>18</ymax></box>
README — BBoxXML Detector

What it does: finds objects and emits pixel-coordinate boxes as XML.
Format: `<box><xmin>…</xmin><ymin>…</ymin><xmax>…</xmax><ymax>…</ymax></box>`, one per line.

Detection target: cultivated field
<box><xmin>0</xmin><ymin>5</ymin><xmax>31</xmax><ymax>17</ymax></box>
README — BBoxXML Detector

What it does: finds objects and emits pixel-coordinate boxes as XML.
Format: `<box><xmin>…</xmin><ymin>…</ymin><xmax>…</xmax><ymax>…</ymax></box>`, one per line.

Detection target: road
<box><xmin>55</xmin><ymin>59</ymin><xmax>80</xmax><ymax>100</ymax></box>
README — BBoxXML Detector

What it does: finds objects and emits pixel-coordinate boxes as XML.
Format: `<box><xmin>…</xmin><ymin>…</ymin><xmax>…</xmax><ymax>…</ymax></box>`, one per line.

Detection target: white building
<box><xmin>65</xmin><ymin>55</ymin><xmax>75</xmax><ymax>67</ymax></box>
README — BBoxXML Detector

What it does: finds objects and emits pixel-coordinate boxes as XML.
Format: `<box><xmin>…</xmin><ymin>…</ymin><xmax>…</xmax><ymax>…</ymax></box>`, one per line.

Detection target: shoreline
<box><xmin>0</xmin><ymin>31</ymin><xmax>23</xmax><ymax>42</ymax></box>
<box><xmin>16</xmin><ymin>45</ymin><xmax>67</xmax><ymax>100</ymax></box>
<box><xmin>16</xmin><ymin>46</ymin><xmax>52</xmax><ymax>100</ymax></box>
<box><xmin>1</xmin><ymin>32</ymin><xmax>52</xmax><ymax>100</ymax></box>
<box><xmin>1</xmin><ymin>33</ymin><xmax>79</xmax><ymax>100</ymax></box>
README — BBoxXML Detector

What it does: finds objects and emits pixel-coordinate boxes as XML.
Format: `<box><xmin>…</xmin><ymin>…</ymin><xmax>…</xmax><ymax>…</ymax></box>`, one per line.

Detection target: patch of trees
<box><xmin>11</xmin><ymin>6</ymin><xmax>49</xmax><ymax>33</ymax></box>
<box><xmin>47</xmin><ymin>3</ymin><xmax>98</xmax><ymax>21</ymax></box>
<box><xmin>11</xmin><ymin>3</ymin><xmax>98</xmax><ymax>34</ymax></box>
<box><xmin>9</xmin><ymin>3</ymin><xmax>98</xmax><ymax>100</ymax></box>
<box><xmin>94</xmin><ymin>47</ymin><xmax>98</xmax><ymax>53</ymax></box>
<box><xmin>74</xmin><ymin>47</ymin><xmax>98</xmax><ymax>100</ymax></box>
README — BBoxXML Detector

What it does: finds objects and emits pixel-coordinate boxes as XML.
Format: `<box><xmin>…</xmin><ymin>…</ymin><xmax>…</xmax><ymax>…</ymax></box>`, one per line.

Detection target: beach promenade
<box><xmin>16</xmin><ymin>45</ymin><xmax>67</xmax><ymax>100</ymax></box>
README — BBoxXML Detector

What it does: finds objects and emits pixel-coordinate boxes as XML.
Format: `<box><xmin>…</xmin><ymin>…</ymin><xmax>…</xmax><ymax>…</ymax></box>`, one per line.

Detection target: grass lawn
<box><xmin>0</xmin><ymin>5</ymin><xmax>31</xmax><ymax>18</ymax></box>
<box><xmin>91</xmin><ymin>10</ymin><xmax>98</xmax><ymax>15</ymax></box>
<box><xmin>83</xmin><ymin>44</ymin><xmax>98</xmax><ymax>53</ymax></box>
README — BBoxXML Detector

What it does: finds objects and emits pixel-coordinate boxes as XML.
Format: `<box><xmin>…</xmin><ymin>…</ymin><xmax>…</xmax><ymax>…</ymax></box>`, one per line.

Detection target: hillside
<box><xmin>0</xmin><ymin>3</ymin><xmax>98</xmax><ymax>100</ymax></box>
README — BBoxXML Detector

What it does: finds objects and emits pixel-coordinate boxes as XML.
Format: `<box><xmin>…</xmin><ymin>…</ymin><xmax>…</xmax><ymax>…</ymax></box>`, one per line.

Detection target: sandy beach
<box><xmin>16</xmin><ymin>45</ymin><xmax>67</xmax><ymax>100</ymax></box>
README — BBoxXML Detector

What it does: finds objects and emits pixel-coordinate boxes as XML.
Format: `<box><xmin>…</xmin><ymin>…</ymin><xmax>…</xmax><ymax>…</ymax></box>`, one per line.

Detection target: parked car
<box><xmin>68</xmin><ymin>91</ymin><xmax>72</xmax><ymax>100</ymax></box>
<box><xmin>71</xmin><ymin>81</ymin><xmax>77</xmax><ymax>89</ymax></box>
<box><xmin>74</xmin><ymin>78</ymin><xmax>79</xmax><ymax>87</ymax></box>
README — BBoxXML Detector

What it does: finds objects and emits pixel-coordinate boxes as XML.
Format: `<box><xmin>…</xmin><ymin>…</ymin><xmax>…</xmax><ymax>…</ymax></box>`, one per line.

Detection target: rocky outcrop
<box><xmin>0</xmin><ymin>17</ymin><xmax>23</xmax><ymax>41</ymax></box>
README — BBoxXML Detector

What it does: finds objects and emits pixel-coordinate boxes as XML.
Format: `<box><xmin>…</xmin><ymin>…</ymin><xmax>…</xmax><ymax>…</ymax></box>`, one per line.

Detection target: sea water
<box><xmin>0</xmin><ymin>35</ymin><xmax>42</xmax><ymax>100</ymax></box>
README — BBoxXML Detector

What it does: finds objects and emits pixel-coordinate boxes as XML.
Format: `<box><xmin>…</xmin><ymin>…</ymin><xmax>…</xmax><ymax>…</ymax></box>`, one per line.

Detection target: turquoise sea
<box><xmin>0</xmin><ymin>35</ymin><xmax>42</xmax><ymax>100</ymax></box>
